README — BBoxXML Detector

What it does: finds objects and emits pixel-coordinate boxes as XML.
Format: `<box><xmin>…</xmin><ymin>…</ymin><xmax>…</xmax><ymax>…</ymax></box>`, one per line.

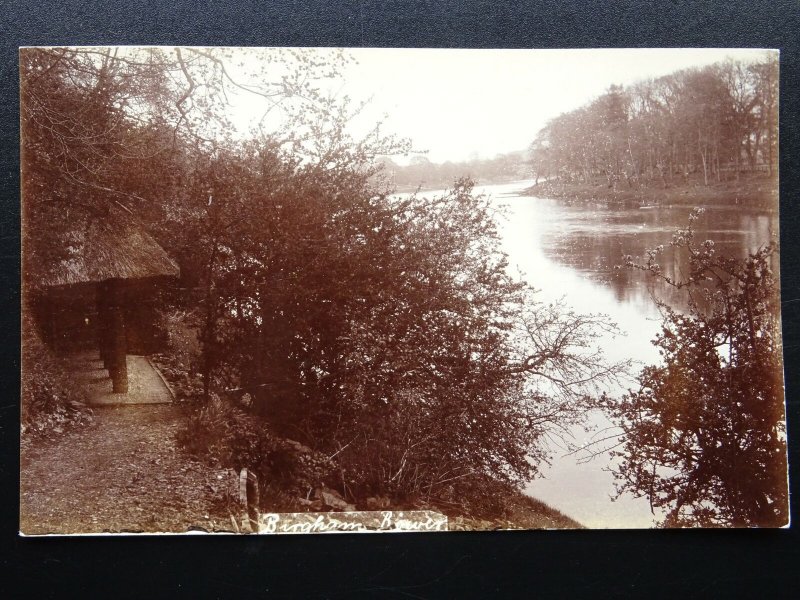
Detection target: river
<box><xmin>404</xmin><ymin>179</ymin><xmax>777</xmax><ymax>529</ymax></box>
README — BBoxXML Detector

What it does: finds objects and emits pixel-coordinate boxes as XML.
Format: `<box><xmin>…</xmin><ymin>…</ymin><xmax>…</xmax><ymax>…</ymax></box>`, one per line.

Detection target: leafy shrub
<box><xmin>176</xmin><ymin>395</ymin><xmax>335</xmax><ymax>505</ymax></box>
<box><xmin>21</xmin><ymin>312</ymin><xmax>91</xmax><ymax>436</ymax></box>
<box><xmin>149</xmin><ymin>351</ymin><xmax>204</xmax><ymax>403</ymax></box>
<box><xmin>160</xmin><ymin>308</ymin><xmax>202</xmax><ymax>366</ymax></box>
<box><xmin>151</xmin><ymin>308</ymin><xmax>205</xmax><ymax>402</ymax></box>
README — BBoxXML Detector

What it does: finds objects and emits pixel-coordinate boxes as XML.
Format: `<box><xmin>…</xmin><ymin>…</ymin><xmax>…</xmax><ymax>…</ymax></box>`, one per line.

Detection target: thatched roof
<box><xmin>39</xmin><ymin>207</ymin><xmax>179</xmax><ymax>287</ymax></box>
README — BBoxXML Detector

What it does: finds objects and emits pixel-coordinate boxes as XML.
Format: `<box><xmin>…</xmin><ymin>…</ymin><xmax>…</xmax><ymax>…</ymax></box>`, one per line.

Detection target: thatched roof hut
<box><xmin>28</xmin><ymin>206</ymin><xmax>179</xmax><ymax>394</ymax></box>
<box><xmin>36</xmin><ymin>207</ymin><xmax>179</xmax><ymax>288</ymax></box>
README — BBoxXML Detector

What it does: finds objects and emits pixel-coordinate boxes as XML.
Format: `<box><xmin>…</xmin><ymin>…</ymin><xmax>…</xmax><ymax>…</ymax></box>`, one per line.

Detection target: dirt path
<box><xmin>20</xmin><ymin>405</ymin><xmax>235</xmax><ymax>535</ymax></box>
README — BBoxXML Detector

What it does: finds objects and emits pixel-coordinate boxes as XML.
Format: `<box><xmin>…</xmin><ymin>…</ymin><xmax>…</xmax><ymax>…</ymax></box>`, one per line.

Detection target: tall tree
<box><xmin>20</xmin><ymin>46</ymin><xmax>366</xmax><ymax>288</ymax></box>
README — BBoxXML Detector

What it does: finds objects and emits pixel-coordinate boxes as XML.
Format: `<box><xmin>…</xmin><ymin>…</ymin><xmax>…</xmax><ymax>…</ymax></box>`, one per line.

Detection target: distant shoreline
<box><xmin>521</xmin><ymin>175</ymin><xmax>778</xmax><ymax>211</ymax></box>
<box><xmin>390</xmin><ymin>177</ymin><xmax>527</xmax><ymax>195</ymax></box>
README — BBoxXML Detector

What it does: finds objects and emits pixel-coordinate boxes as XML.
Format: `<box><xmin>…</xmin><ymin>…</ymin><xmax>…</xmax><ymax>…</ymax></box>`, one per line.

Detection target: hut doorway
<box><xmin>33</xmin><ymin>277</ymin><xmax>172</xmax><ymax>394</ymax></box>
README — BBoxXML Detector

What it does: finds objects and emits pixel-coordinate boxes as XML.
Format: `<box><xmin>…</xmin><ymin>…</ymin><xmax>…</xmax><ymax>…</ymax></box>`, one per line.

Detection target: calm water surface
<box><xmin>408</xmin><ymin>180</ymin><xmax>777</xmax><ymax>528</ymax></box>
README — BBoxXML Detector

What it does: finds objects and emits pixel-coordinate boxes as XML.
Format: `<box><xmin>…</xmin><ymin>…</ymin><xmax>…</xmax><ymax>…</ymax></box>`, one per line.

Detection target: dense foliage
<box><xmin>175</xmin><ymin>153</ymin><xmax>626</xmax><ymax>510</ymax></box>
<box><xmin>21</xmin><ymin>47</ymin><xmax>627</xmax><ymax>516</ymax></box>
<box><xmin>21</xmin><ymin>313</ymin><xmax>91</xmax><ymax>435</ymax></box>
<box><xmin>611</xmin><ymin>211</ymin><xmax>787</xmax><ymax>527</ymax></box>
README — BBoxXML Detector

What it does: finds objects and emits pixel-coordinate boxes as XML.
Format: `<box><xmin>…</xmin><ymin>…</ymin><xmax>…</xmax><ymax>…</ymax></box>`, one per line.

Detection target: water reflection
<box><xmin>535</xmin><ymin>201</ymin><xmax>778</xmax><ymax>314</ymax></box>
<box><xmin>487</xmin><ymin>181</ymin><xmax>777</xmax><ymax>528</ymax></box>
<box><xmin>400</xmin><ymin>181</ymin><xmax>777</xmax><ymax>527</ymax></box>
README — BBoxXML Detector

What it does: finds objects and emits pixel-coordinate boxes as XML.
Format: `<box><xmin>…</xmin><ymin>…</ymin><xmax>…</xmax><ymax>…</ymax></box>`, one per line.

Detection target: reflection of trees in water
<box><xmin>612</xmin><ymin>214</ymin><xmax>786</xmax><ymax>528</ymax></box>
<box><xmin>541</xmin><ymin>206</ymin><xmax>777</xmax><ymax>314</ymax></box>
<box><xmin>541</xmin><ymin>205</ymin><xmax>786</xmax><ymax>527</ymax></box>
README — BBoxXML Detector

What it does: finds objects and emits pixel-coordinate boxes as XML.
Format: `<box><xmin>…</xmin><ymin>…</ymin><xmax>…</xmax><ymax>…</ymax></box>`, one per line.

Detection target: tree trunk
<box><xmin>699</xmin><ymin>144</ymin><xmax>709</xmax><ymax>186</ymax></box>
<box><xmin>104</xmin><ymin>279</ymin><xmax>128</xmax><ymax>393</ymax></box>
<box><xmin>109</xmin><ymin>305</ymin><xmax>128</xmax><ymax>393</ymax></box>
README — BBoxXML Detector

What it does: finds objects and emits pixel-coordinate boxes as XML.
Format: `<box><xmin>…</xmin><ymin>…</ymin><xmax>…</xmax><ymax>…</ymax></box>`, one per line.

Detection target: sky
<box><xmin>228</xmin><ymin>47</ymin><xmax>773</xmax><ymax>164</ymax></box>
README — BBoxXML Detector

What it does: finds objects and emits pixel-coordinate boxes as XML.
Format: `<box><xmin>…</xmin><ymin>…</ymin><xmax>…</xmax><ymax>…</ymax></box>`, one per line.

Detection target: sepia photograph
<box><xmin>19</xmin><ymin>46</ymin><xmax>788</xmax><ymax>534</ymax></box>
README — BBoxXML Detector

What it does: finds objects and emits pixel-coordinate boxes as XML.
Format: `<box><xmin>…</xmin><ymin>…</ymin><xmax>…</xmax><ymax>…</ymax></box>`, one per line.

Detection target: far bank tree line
<box><xmin>529</xmin><ymin>55</ymin><xmax>778</xmax><ymax>188</ymax></box>
<box><xmin>375</xmin><ymin>151</ymin><xmax>528</xmax><ymax>191</ymax></box>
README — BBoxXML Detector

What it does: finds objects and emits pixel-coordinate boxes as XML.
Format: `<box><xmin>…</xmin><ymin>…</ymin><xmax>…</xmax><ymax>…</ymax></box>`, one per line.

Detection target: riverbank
<box><xmin>523</xmin><ymin>174</ymin><xmax>777</xmax><ymax>210</ymax></box>
<box><xmin>447</xmin><ymin>492</ymin><xmax>583</xmax><ymax>530</ymax></box>
<box><xmin>20</xmin><ymin>400</ymin><xmax>582</xmax><ymax>533</ymax></box>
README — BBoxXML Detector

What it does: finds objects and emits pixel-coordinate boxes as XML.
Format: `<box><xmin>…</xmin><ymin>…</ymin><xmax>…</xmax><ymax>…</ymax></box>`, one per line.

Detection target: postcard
<box><xmin>20</xmin><ymin>47</ymin><xmax>787</xmax><ymax>533</ymax></box>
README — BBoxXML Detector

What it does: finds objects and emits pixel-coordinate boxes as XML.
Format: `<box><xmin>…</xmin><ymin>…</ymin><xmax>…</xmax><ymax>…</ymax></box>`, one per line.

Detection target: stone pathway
<box><xmin>71</xmin><ymin>352</ymin><xmax>174</xmax><ymax>406</ymax></box>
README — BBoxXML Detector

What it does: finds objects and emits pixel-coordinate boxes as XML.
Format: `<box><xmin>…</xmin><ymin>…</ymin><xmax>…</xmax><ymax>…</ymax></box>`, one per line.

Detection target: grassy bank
<box><xmin>445</xmin><ymin>491</ymin><xmax>583</xmax><ymax>531</ymax></box>
<box><xmin>524</xmin><ymin>173</ymin><xmax>777</xmax><ymax>210</ymax></box>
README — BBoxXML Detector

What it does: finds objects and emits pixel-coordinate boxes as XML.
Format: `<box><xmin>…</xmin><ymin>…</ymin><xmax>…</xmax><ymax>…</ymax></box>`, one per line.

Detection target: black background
<box><xmin>1</xmin><ymin>1</ymin><xmax>798</xmax><ymax>597</ymax></box>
